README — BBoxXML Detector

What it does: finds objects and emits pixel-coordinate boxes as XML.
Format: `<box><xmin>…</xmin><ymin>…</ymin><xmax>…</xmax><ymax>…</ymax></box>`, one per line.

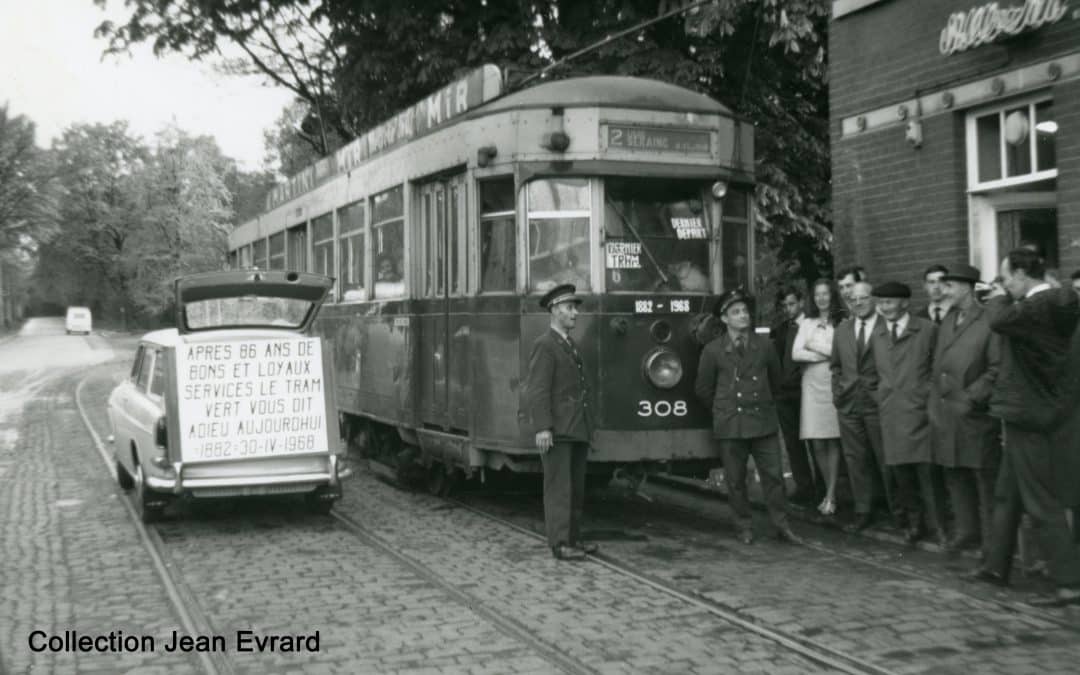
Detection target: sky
<box><xmin>0</xmin><ymin>0</ymin><xmax>295</xmax><ymax>169</ymax></box>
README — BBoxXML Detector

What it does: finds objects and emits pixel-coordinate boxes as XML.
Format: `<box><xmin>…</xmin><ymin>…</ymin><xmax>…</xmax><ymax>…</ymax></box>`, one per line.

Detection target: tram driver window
<box><xmin>372</xmin><ymin>186</ymin><xmax>405</xmax><ymax>299</ymax></box>
<box><xmin>527</xmin><ymin>178</ymin><xmax>591</xmax><ymax>294</ymax></box>
<box><xmin>604</xmin><ymin>178</ymin><xmax>710</xmax><ymax>293</ymax></box>
<box><xmin>480</xmin><ymin>178</ymin><xmax>515</xmax><ymax>292</ymax></box>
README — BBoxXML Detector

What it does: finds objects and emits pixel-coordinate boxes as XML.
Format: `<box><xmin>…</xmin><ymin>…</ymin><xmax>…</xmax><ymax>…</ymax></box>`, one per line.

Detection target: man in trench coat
<box><xmin>928</xmin><ymin>264</ymin><xmax>1001</xmax><ymax>554</ymax></box>
<box><xmin>870</xmin><ymin>281</ymin><xmax>945</xmax><ymax>546</ymax></box>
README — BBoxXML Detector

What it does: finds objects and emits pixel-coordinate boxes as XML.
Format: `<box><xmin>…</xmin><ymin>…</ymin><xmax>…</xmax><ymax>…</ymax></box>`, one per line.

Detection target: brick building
<box><xmin>830</xmin><ymin>0</ymin><xmax>1080</xmax><ymax>295</ymax></box>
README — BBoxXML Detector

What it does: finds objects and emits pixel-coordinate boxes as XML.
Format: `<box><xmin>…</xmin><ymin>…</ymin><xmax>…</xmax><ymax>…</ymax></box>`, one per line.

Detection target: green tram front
<box><xmin>228</xmin><ymin>68</ymin><xmax>756</xmax><ymax>483</ymax></box>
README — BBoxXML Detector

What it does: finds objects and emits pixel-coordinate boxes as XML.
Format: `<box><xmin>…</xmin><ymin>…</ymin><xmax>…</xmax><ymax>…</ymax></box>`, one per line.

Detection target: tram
<box><xmin>229</xmin><ymin>65</ymin><xmax>756</xmax><ymax>491</ymax></box>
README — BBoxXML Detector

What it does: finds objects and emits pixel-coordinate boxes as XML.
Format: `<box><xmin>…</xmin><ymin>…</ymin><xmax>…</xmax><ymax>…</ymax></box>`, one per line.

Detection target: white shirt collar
<box><xmin>1025</xmin><ymin>283</ymin><xmax>1052</xmax><ymax>299</ymax></box>
<box><xmin>551</xmin><ymin>324</ymin><xmax>570</xmax><ymax>341</ymax></box>
<box><xmin>854</xmin><ymin>312</ymin><xmax>877</xmax><ymax>335</ymax></box>
<box><xmin>886</xmin><ymin>312</ymin><xmax>910</xmax><ymax>335</ymax></box>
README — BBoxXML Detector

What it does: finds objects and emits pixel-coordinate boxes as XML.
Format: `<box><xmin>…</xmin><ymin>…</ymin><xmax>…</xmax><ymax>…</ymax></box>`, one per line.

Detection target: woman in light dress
<box><xmin>792</xmin><ymin>279</ymin><xmax>845</xmax><ymax>515</ymax></box>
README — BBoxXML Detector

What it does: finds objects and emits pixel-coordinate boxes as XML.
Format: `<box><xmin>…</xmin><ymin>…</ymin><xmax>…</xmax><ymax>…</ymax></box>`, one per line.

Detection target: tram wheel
<box><xmin>426</xmin><ymin>464</ymin><xmax>457</xmax><ymax>497</ymax></box>
<box><xmin>134</xmin><ymin>464</ymin><xmax>164</xmax><ymax>524</ymax></box>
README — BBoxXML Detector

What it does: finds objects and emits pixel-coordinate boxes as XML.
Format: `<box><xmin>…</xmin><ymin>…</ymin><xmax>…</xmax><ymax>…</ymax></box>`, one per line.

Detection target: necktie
<box><xmin>735</xmin><ymin>337</ymin><xmax>745</xmax><ymax>357</ymax></box>
<box><xmin>891</xmin><ymin>322</ymin><xmax>899</xmax><ymax>343</ymax></box>
<box><xmin>956</xmin><ymin>311</ymin><xmax>964</xmax><ymax>327</ymax></box>
<box><xmin>933</xmin><ymin>307</ymin><xmax>942</xmax><ymax>324</ymax></box>
<box><xmin>857</xmin><ymin>320</ymin><xmax>866</xmax><ymax>355</ymax></box>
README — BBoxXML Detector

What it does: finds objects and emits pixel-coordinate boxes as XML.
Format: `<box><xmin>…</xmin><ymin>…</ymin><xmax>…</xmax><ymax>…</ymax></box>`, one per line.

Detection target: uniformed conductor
<box><xmin>523</xmin><ymin>284</ymin><xmax>596</xmax><ymax>561</ymax></box>
<box><xmin>695</xmin><ymin>289</ymin><xmax>803</xmax><ymax>545</ymax></box>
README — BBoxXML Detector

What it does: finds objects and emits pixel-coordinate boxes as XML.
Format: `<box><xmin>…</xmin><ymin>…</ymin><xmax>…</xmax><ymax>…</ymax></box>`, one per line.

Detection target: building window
<box><xmin>527</xmin><ymin>178</ymin><xmax>591</xmax><ymax>294</ymax></box>
<box><xmin>238</xmin><ymin>245</ymin><xmax>252</xmax><ymax>268</ymax></box>
<box><xmin>372</xmin><ymin>186</ymin><xmax>405</xmax><ymax>299</ymax></box>
<box><xmin>966</xmin><ymin>95</ymin><xmax>1059</xmax><ymax>278</ymax></box>
<box><xmin>967</xmin><ymin>96</ymin><xmax>1057</xmax><ymax>191</ymax></box>
<box><xmin>338</xmin><ymin>200</ymin><xmax>366</xmax><ymax>302</ymax></box>
<box><xmin>479</xmin><ymin>178</ymin><xmax>515</xmax><ymax>293</ymax></box>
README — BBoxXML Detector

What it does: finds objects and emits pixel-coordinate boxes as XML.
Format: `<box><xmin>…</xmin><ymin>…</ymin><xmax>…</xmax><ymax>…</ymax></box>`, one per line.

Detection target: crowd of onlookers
<box><xmin>696</xmin><ymin>246</ymin><xmax>1080</xmax><ymax>607</ymax></box>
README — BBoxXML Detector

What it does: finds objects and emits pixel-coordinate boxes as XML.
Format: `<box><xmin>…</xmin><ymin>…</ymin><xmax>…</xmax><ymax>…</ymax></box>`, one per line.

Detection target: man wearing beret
<box><xmin>870</xmin><ymin>281</ymin><xmax>946</xmax><ymax>546</ymax></box>
<box><xmin>969</xmin><ymin>248</ymin><xmax>1080</xmax><ymax>607</ymax></box>
<box><xmin>695</xmin><ymin>289</ymin><xmax>802</xmax><ymax>545</ymax></box>
<box><xmin>523</xmin><ymin>284</ymin><xmax>596</xmax><ymax>561</ymax></box>
<box><xmin>928</xmin><ymin>264</ymin><xmax>1001</xmax><ymax>555</ymax></box>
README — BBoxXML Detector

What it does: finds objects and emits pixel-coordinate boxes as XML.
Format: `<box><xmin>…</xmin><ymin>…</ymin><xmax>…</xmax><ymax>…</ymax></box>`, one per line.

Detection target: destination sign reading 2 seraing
<box><xmin>176</xmin><ymin>339</ymin><xmax>329</xmax><ymax>463</ymax></box>
<box><xmin>606</xmin><ymin>124</ymin><xmax>712</xmax><ymax>155</ymax></box>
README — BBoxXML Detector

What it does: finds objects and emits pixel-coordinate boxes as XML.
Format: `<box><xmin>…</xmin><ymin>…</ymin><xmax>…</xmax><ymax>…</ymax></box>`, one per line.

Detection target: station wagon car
<box><xmin>107</xmin><ymin>270</ymin><xmax>343</xmax><ymax>522</ymax></box>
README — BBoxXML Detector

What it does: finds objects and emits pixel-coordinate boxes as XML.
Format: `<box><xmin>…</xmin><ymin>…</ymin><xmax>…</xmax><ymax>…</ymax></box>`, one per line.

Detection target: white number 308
<box><xmin>637</xmin><ymin>400</ymin><xmax>688</xmax><ymax>417</ymax></box>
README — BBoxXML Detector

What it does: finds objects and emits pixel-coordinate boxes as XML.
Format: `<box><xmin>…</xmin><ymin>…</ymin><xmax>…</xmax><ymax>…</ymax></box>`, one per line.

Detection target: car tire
<box><xmin>305</xmin><ymin>490</ymin><xmax>335</xmax><ymax>515</ymax></box>
<box><xmin>116</xmin><ymin>457</ymin><xmax>135</xmax><ymax>490</ymax></box>
<box><xmin>134</xmin><ymin>464</ymin><xmax>165</xmax><ymax>524</ymax></box>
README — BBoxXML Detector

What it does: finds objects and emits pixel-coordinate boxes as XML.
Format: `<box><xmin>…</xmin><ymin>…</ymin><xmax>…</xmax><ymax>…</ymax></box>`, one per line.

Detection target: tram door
<box><xmin>418</xmin><ymin>175</ymin><xmax>468</xmax><ymax>431</ymax></box>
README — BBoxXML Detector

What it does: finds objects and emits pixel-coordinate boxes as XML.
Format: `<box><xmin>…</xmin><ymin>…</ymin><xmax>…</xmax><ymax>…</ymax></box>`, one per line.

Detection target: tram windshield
<box><xmin>604</xmin><ymin>178</ymin><xmax>711</xmax><ymax>294</ymax></box>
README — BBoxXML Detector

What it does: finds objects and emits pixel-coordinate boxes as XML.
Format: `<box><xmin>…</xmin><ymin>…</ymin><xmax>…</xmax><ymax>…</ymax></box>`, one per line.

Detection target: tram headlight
<box><xmin>643</xmin><ymin>348</ymin><xmax>683</xmax><ymax>389</ymax></box>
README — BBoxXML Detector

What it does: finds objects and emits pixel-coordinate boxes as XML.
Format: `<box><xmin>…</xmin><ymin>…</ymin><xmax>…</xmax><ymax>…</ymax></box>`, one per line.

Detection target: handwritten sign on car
<box><xmin>175</xmin><ymin>338</ymin><xmax>329</xmax><ymax>463</ymax></box>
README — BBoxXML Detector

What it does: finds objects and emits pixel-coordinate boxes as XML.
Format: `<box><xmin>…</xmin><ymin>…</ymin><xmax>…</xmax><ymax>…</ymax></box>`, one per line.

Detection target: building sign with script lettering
<box><xmin>176</xmin><ymin>338</ymin><xmax>329</xmax><ymax>463</ymax></box>
<box><xmin>939</xmin><ymin>0</ymin><xmax>1072</xmax><ymax>55</ymax></box>
<box><xmin>265</xmin><ymin>65</ymin><xmax>502</xmax><ymax>211</ymax></box>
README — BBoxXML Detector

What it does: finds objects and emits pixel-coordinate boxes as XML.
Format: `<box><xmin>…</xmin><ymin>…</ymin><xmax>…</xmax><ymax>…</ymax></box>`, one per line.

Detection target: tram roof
<box><xmin>481</xmin><ymin>76</ymin><xmax>731</xmax><ymax>116</ymax></box>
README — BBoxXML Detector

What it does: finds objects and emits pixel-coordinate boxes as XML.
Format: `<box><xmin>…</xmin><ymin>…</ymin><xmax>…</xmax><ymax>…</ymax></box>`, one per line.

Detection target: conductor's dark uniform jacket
<box><xmin>694</xmin><ymin>332</ymin><xmax>781</xmax><ymax>439</ymax></box>
<box><xmin>522</xmin><ymin>328</ymin><xmax>593</xmax><ymax>442</ymax></box>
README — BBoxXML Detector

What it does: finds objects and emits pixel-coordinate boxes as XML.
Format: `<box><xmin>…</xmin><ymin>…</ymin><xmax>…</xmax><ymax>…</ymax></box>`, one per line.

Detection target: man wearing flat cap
<box><xmin>695</xmin><ymin>288</ymin><xmax>802</xmax><ymax>545</ymax></box>
<box><xmin>870</xmin><ymin>281</ymin><xmax>945</xmax><ymax>546</ymax></box>
<box><xmin>928</xmin><ymin>264</ymin><xmax>1002</xmax><ymax>555</ymax></box>
<box><xmin>523</xmin><ymin>284</ymin><xmax>596</xmax><ymax>561</ymax></box>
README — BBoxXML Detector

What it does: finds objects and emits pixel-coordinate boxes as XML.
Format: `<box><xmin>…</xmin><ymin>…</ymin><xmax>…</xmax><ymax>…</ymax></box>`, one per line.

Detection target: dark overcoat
<box><xmin>1052</xmin><ymin>321</ymin><xmax>1080</xmax><ymax>506</ymax></box>
<box><xmin>694</xmin><ymin>332</ymin><xmax>782</xmax><ymax>440</ymax></box>
<box><xmin>870</xmin><ymin>315</ymin><xmax>938</xmax><ymax>465</ymax></box>
<box><xmin>770</xmin><ymin>316</ymin><xmax>802</xmax><ymax>402</ymax></box>
<box><xmin>986</xmin><ymin>288</ymin><xmax>1080</xmax><ymax>431</ymax></box>
<box><xmin>521</xmin><ymin>328</ymin><xmax>593</xmax><ymax>443</ymax></box>
<box><xmin>928</xmin><ymin>305</ymin><xmax>1001</xmax><ymax>468</ymax></box>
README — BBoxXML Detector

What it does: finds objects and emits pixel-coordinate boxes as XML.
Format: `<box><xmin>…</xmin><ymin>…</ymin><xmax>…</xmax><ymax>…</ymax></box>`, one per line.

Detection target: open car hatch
<box><xmin>175</xmin><ymin>270</ymin><xmax>334</xmax><ymax>334</ymax></box>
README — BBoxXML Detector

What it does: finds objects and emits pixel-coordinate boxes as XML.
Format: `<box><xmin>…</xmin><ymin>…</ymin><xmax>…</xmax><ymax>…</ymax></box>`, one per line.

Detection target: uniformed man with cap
<box><xmin>870</xmin><ymin>281</ymin><xmax>945</xmax><ymax>546</ymax></box>
<box><xmin>694</xmin><ymin>288</ymin><xmax>803</xmax><ymax>545</ymax></box>
<box><xmin>523</xmin><ymin>283</ymin><xmax>596</xmax><ymax>561</ymax></box>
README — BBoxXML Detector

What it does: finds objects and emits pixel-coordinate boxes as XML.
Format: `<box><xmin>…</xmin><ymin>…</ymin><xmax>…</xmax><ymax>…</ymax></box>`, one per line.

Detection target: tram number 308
<box><xmin>637</xmin><ymin>400</ymin><xmax>688</xmax><ymax>417</ymax></box>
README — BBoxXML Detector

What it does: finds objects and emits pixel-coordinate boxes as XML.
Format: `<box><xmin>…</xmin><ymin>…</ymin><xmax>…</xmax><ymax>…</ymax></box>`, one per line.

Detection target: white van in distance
<box><xmin>65</xmin><ymin>307</ymin><xmax>92</xmax><ymax>335</ymax></box>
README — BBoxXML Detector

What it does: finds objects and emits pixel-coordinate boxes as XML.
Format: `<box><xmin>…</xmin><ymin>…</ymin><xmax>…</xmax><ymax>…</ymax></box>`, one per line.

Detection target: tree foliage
<box><xmin>0</xmin><ymin>105</ymin><xmax>57</xmax><ymax>250</ymax></box>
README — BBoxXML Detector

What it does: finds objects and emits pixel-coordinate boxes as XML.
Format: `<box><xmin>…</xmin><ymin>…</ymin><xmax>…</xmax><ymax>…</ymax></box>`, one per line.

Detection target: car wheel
<box><xmin>305</xmin><ymin>489</ymin><xmax>335</xmax><ymax>515</ymax></box>
<box><xmin>116</xmin><ymin>457</ymin><xmax>135</xmax><ymax>490</ymax></box>
<box><xmin>134</xmin><ymin>464</ymin><xmax>165</xmax><ymax>524</ymax></box>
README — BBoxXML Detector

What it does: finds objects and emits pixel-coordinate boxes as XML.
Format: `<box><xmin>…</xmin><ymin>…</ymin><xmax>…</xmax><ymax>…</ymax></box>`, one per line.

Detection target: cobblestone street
<box><xmin>2</xmin><ymin>323</ymin><xmax>1079</xmax><ymax>674</ymax></box>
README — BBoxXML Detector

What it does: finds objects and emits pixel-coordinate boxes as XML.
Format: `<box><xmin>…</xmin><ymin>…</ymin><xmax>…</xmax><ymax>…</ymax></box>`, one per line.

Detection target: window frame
<box><xmin>965</xmin><ymin>93</ymin><xmax>1057</xmax><ymax>192</ymax></box>
<box><xmin>372</xmin><ymin>185</ymin><xmax>407</xmax><ymax>300</ymax></box>
<box><xmin>337</xmin><ymin>198</ymin><xmax>369</xmax><ymax>303</ymax></box>
<box><xmin>524</xmin><ymin>177</ymin><xmax>595</xmax><ymax>295</ymax></box>
<box><xmin>477</xmin><ymin>176</ymin><xmax>517</xmax><ymax>295</ymax></box>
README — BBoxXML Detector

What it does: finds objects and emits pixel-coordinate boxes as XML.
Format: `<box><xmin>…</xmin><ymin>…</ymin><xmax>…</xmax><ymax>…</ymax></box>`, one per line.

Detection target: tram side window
<box><xmin>721</xmin><ymin>186</ymin><xmax>752</xmax><ymax>292</ymax></box>
<box><xmin>338</xmin><ymin>200</ymin><xmax>366</xmax><ymax>301</ymax></box>
<box><xmin>527</xmin><ymin>178</ymin><xmax>591</xmax><ymax>294</ymax></box>
<box><xmin>287</xmin><ymin>224</ymin><xmax>308</xmax><ymax>272</ymax></box>
<box><xmin>269</xmin><ymin>233</ymin><xmax>286</xmax><ymax>270</ymax></box>
<box><xmin>312</xmin><ymin>213</ymin><xmax>335</xmax><ymax>295</ymax></box>
<box><xmin>253</xmin><ymin>238</ymin><xmax>268</xmax><ymax>270</ymax></box>
<box><xmin>604</xmin><ymin>178</ymin><xmax>710</xmax><ymax>293</ymax></box>
<box><xmin>372</xmin><ymin>186</ymin><xmax>405</xmax><ymax>299</ymax></box>
<box><xmin>480</xmin><ymin>178</ymin><xmax>515</xmax><ymax>293</ymax></box>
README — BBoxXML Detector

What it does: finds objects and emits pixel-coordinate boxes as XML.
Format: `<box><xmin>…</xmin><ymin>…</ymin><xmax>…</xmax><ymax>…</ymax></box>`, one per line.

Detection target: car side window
<box><xmin>149</xmin><ymin>350</ymin><xmax>166</xmax><ymax>397</ymax></box>
<box><xmin>136</xmin><ymin>349</ymin><xmax>154</xmax><ymax>392</ymax></box>
<box><xmin>131</xmin><ymin>345</ymin><xmax>145</xmax><ymax>381</ymax></box>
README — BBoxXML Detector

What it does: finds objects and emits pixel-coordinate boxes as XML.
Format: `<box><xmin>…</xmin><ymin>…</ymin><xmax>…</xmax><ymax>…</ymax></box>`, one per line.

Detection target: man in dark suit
<box><xmin>917</xmin><ymin>264</ymin><xmax>952</xmax><ymax>325</ymax></box>
<box><xmin>836</xmin><ymin>265</ymin><xmax>868</xmax><ymax>317</ymax></box>
<box><xmin>928</xmin><ymin>264</ymin><xmax>1001</xmax><ymax>555</ymax></box>
<box><xmin>831</xmin><ymin>281</ymin><xmax>892</xmax><ymax>533</ymax></box>
<box><xmin>523</xmin><ymin>284</ymin><xmax>595</xmax><ymax>561</ymax></box>
<box><xmin>696</xmin><ymin>289</ymin><xmax>802</xmax><ymax>545</ymax></box>
<box><xmin>969</xmin><ymin>249</ymin><xmax>1080</xmax><ymax>606</ymax></box>
<box><xmin>771</xmin><ymin>286</ymin><xmax>819</xmax><ymax>505</ymax></box>
<box><xmin>870</xmin><ymin>281</ymin><xmax>945</xmax><ymax>546</ymax></box>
